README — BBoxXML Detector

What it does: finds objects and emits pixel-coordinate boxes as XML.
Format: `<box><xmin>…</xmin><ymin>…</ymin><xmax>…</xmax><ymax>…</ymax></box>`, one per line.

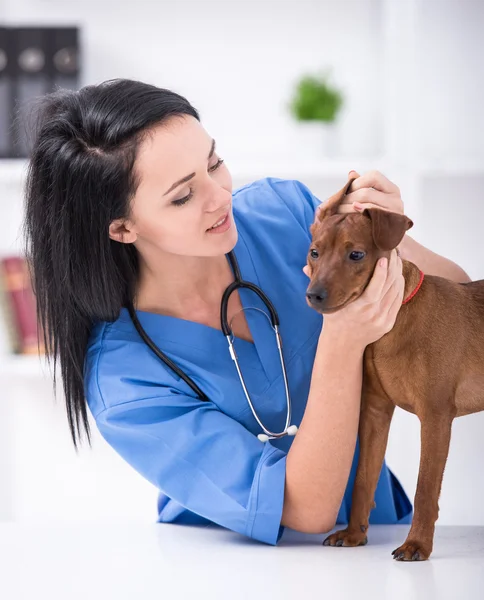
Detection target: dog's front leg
<box><xmin>323</xmin><ymin>388</ymin><xmax>395</xmax><ymax>548</ymax></box>
<box><xmin>392</xmin><ymin>412</ymin><xmax>454</xmax><ymax>561</ymax></box>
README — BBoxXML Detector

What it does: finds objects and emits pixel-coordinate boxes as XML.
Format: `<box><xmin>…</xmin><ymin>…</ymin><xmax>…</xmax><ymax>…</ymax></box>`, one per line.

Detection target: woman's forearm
<box><xmin>399</xmin><ymin>234</ymin><xmax>471</xmax><ymax>283</ymax></box>
<box><xmin>282</xmin><ymin>328</ymin><xmax>364</xmax><ymax>533</ymax></box>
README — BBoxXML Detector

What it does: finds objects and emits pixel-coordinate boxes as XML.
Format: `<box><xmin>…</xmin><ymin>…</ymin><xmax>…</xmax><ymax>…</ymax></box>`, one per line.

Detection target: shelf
<box><xmin>1</xmin><ymin>158</ymin><xmax>482</xmax><ymax>185</ymax></box>
<box><xmin>417</xmin><ymin>159</ymin><xmax>484</xmax><ymax>178</ymax></box>
<box><xmin>0</xmin><ymin>354</ymin><xmax>55</xmax><ymax>379</ymax></box>
<box><xmin>0</xmin><ymin>159</ymin><xmax>28</xmax><ymax>184</ymax></box>
<box><xmin>0</xmin><ymin>157</ymin><xmax>388</xmax><ymax>184</ymax></box>
<box><xmin>229</xmin><ymin>157</ymin><xmax>391</xmax><ymax>181</ymax></box>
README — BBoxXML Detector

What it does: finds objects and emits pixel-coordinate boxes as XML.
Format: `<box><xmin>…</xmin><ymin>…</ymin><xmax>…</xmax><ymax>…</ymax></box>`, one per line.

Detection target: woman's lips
<box><xmin>206</xmin><ymin>212</ymin><xmax>231</xmax><ymax>234</ymax></box>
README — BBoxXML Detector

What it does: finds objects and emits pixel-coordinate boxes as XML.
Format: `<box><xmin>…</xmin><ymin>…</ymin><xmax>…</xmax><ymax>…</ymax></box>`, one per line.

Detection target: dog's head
<box><xmin>306</xmin><ymin>177</ymin><xmax>413</xmax><ymax>314</ymax></box>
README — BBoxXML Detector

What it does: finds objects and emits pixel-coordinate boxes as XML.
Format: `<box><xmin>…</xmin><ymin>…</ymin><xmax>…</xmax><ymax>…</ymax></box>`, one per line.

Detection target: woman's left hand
<box><xmin>336</xmin><ymin>170</ymin><xmax>404</xmax><ymax>216</ymax></box>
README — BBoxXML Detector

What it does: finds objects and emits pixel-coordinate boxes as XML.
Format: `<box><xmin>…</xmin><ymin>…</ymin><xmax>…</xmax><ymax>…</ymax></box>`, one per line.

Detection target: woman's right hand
<box><xmin>304</xmin><ymin>249</ymin><xmax>404</xmax><ymax>350</ymax></box>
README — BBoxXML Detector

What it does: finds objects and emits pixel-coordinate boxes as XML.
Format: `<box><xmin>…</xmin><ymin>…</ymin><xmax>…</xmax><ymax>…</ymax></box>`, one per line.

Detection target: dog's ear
<box><xmin>317</xmin><ymin>175</ymin><xmax>359</xmax><ymax>221</ymax></box>
<box><xmin>364</xmin><ymin>208</ymin><xmax>413</xmax><ymax>250</ymax></box>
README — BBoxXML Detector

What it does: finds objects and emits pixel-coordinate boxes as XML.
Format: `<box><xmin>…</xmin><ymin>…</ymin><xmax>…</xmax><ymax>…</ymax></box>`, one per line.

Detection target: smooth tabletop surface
<box><xmin>0</xmin><ymin>523</ymin><xmax>483</xmax><ymax>599</ymax></box>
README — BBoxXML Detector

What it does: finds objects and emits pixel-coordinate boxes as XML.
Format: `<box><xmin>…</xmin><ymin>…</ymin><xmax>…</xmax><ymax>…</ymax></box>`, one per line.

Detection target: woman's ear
<box><xmin>364</xmin><ymin>208</ymin><xmax>413</xmax><ymax>250</ymax></box>
<box><xmin>108</xmin><ymin>218</ymin><xmax>138</xmax><ymax>244</ymax></box>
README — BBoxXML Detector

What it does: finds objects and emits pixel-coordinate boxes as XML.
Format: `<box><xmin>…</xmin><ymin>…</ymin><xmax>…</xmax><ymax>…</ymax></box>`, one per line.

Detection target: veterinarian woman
<box><xmin>23</xmin><ymin>79</ymin><xmax>470</xmax><ymax>545</ymax></box>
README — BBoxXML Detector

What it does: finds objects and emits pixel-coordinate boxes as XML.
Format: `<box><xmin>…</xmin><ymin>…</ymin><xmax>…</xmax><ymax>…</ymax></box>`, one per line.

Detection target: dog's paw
<box><xmin>322</xmin><ymin>527</ymin><xmax>368</xmax><ymax>548</ymax></box>
<box><xmin>391</xmin><ymin>540</ymin><xmax>431</xmax><ymax>561</ymax></box>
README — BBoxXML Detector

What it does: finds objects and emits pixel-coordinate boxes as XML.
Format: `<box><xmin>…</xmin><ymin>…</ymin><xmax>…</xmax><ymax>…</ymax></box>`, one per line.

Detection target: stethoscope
<box><xmin>126</xmin><ymin>250</ymin><xmax>298</xmax><ymax>443</ymax></box>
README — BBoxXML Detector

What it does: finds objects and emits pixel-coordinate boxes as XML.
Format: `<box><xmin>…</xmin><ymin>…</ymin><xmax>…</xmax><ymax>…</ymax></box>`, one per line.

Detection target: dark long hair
<box><xmin>22</xmin><ymin>79</ymin><xmax>200</xmax><ymax>448</ymax></box>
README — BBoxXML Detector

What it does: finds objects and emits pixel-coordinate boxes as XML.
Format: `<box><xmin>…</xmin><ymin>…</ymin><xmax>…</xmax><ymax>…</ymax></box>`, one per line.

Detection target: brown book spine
<box><xmin>0</xmin><ymin>256</ymin><xmax>45</xmax><ymax>355</ymax></box>
<box><xmin>0</xmin><ymin>262</ymin><xmax>21</xmax><ymax>353</ymax></box>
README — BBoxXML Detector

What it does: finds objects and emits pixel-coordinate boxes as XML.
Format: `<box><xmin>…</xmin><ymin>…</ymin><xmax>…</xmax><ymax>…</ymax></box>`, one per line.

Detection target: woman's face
<box><xmin>113</xmin><ymin>115</ymin><xmax>236</xmax><ymax>257</ymax></box>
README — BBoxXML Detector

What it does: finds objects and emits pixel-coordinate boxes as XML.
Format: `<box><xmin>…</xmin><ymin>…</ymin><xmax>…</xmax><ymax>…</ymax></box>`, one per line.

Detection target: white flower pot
<box><xmin>291</xmin><ymin>120</ymin><xmax>339</xmax><ymax>159</ymax></box>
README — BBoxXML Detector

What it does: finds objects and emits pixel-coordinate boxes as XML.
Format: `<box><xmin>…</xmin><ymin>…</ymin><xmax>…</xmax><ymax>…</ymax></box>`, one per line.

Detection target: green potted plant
<box><xmin>288</xmin><ymin>68</ymin><xmax>344</xmax><ymax>157</ymax></box>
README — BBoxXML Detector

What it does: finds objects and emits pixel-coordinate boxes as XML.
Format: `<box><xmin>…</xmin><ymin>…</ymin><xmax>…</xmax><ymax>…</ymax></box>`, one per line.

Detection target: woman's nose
<box><xmin>204</xmin><ymin>182</ymin><xmax>231</xmax><ymax>212</ymax></box>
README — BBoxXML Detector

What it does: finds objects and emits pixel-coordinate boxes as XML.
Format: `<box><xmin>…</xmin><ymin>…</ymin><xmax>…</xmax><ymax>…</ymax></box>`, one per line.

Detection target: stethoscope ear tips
<box><xmin>287</xmin><ymin>425</ymin><xmax>298</xmax><ymax>436</ymax></box>
<box><xmin>258</xmin><ymin>433</ymin><xmax>270</xmax><ymax>443</ymax></box>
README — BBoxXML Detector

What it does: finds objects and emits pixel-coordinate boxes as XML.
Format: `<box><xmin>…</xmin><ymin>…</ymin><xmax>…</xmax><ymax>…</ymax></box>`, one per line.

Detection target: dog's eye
<box><xmin>349</xmin><ymin>251</ymin><xmax>366</xmax><ymax>261</ymax></box>
<box><xmin>310</xmin><ymin>249</ymin><xmax>319</xmax><ymax>259</ymax></box>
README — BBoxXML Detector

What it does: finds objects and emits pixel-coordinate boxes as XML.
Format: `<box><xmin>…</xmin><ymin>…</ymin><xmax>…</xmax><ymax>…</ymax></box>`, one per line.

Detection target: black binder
<box><xmin>0</xmin><ymin>27</ymin><xmax>14</xmax><ymax>158</ymax></box>
<box><xmin>46</xmin><ymin>27</ymin><xmax>80</xmax><ymax>92</ymax></box>
<box><xmin>9</xmin><ymin>26</ymin><xmax>80</xmax><ymax>158</ymax></box>
<box><xmin>11</xmin><ymin>27</ymin><xmax>49</xmax><ymax>157</ymax></box>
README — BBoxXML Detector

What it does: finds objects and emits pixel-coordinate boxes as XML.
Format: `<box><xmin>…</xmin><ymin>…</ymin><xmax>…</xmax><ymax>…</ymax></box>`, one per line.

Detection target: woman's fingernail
<box><xmin>354</xmin><ymin>202</ymin><xmax>364</xmax><ymax>211</ymax></box>
<box><xmin>379</xmin><ymin>258</ymin><xmax>387</xmax><ymax>268</ymax></box>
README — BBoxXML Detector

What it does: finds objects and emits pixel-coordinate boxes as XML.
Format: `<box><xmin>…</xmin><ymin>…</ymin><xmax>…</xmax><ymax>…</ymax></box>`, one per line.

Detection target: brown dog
<box><xmin>306</xmin><ymin>175</ymin><xmax>484</xmax><ymax>561</ymax></box>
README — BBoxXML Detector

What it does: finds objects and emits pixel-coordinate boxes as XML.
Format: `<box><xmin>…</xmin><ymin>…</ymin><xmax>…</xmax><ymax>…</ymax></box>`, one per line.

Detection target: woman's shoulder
<box><xmin>232</xmin><ymin>177</ymin><xmax>322</xmax><ymax>234</ymax></box>
<box><xmin>84</xmin><ymin>317</ymin><xmax>181</xmax><ymax>418</ymax></box>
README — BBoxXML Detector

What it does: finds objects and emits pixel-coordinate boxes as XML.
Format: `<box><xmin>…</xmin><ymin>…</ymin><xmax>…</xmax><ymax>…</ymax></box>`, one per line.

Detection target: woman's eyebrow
<box><xmin>163</xmin><ymin>139</ymin><xmax>216</xmax><ymax>196</ymax></box>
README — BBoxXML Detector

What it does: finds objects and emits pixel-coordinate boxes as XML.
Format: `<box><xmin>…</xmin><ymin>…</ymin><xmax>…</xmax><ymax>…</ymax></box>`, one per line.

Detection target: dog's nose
<box><xmin>306</xmin><ymin>286</ymin><xmax>328</xmax><ymax>306</ymax></box>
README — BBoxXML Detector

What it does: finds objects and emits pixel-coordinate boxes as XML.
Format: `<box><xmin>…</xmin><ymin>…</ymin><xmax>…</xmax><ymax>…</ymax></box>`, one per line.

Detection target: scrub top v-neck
<box><xmin>84</xmin><ymin>176</ymin><xmax>413</xmax><ymax>546</ymax></box>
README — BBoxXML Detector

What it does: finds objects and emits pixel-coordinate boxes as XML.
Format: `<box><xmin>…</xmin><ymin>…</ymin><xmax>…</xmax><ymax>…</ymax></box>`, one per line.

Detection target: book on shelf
<box><xmin>0</xmin><ymin>255</ymin><xmax>45</xmax><ymax>355</ymax></box>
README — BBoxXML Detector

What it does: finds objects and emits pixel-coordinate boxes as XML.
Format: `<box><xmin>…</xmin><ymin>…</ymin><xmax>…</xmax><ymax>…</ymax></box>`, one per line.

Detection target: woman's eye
<box><xmin>209</xmin><ymin>157</ymin><xmax>224</xmax><ymax>172</ymax></box>
<box><xmin>349</xmin><ymin>250</ymin><xmax>366</xmax><ymax>261</ymax></box>
<box><xmin>310</xmin><ymin>249</ymin><xmax>319</xmax><ymax>259</ymax></box>
<box><xmin>172</xmin><ymin>190</ymin><xmax>193</xmax><ymax>206</ymax></box>
<box><xmin>172</xmin><ymin>158</ymin><xmax>224</xmax><ymax>207</ymax></box>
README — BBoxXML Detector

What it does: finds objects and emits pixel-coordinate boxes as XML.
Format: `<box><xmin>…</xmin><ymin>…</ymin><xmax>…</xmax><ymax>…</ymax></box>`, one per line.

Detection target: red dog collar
<box><xmin>402</xmin><ymin>270</ymin><xmax>425</xmax><ymax>305</ymax></box>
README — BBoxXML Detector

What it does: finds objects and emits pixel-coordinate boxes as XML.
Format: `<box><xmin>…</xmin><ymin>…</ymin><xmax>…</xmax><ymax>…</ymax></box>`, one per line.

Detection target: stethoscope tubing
<box><xmin>127</xmin><ymin>250</ymin><xmax>297</xmax><ymax>441</ymax></box>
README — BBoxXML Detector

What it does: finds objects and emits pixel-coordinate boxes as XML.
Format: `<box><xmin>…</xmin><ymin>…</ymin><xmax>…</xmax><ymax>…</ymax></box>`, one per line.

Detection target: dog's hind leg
<box><xmin>392</xmin><ymin>410</ymin><xmax>454</xmax><ymax>561</ymax></box>
<box><xmin>323</xmin><ymin>389</ymin><xmax>395</xmax><ymax>548</ymax></box>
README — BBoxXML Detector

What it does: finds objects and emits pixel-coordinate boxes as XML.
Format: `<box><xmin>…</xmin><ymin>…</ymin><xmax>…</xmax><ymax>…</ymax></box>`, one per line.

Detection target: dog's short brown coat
<box><xmin>306</xmin><ymin>176</ymin><xmax>484</xmax><ymax>560</ymax></box>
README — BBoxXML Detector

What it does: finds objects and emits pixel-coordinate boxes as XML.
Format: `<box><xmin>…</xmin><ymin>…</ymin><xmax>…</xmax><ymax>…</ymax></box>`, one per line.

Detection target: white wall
<box><xmin>2</xmin><ymin>0</ymin><xmax>384</xmax><ymax>161</ymax></box>
<box><xmin>416</xmin><ymin>0</ymin><xmax>484</xmax><ymax>162</ymax></box>
<box><xmin>1</xmin><ymin>0</ymin><xmax>484</xmax><ymax>529</ymax></box>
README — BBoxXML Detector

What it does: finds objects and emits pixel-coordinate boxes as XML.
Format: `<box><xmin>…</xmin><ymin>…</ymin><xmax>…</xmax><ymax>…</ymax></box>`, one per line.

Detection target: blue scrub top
<box><xmin>84</xmin><ymin>177</ymin><xmax>412</xmax><ymax>546</ymax></box>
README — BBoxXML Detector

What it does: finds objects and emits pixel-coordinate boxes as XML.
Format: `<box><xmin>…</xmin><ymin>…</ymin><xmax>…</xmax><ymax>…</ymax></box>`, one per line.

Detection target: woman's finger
<box><xmin>336</xmin><ymin>201</ymin><xmax>383</xmax><ymax>214</ymax></box>
<box><xmin>381</xmin><ymin>268</ymin><xmax>405</xmax><ymax>322</ymax></box>
<box><xmin>378</xmin><ymin>250</ymin><xmax>397</xmax><ymax>296</ymax></box>
<box><xmin>381</xmin><ymin>251</ymin><xmax>402</xmax><ymax>297</ymax></box>
<box><xmin>336</xmin><ymin>204</ymin><xmax>359</xmax><ymax>214</ymax></box>
<box><xmin>340</xmin><ymin>187</ymin><xmax>384</xmax><ymax>206</ymax></box>
<box><xmin>347</xmin><ymin>170</ymin><xmax>399</xmax><ymax>194</ymax></box>
<box><xmin>360</xmin><ymin>256</ymin><xmax>389</xmax><ymax>304</ymax></box>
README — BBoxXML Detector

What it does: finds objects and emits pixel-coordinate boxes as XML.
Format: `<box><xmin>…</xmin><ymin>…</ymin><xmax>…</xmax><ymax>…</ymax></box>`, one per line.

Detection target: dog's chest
<box><xmin>364</xmin><ymin>336</ymin><xmax>422</xmax><ymax>415</ymax></box>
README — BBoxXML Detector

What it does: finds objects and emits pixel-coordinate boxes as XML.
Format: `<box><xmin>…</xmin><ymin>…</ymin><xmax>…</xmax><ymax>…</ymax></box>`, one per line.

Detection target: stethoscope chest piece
<box><xmin>257</xmin><ymin>424</ymin><xmax>298</xmax><ymax>443</ymax></box>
